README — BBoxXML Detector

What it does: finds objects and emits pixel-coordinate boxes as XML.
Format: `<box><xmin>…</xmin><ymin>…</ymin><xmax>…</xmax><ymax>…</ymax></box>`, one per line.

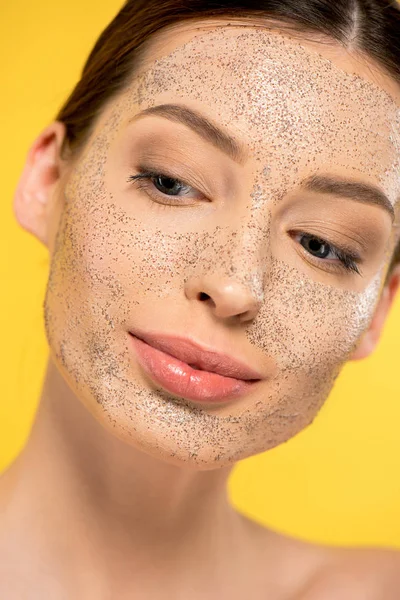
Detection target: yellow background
<box><xmin>2</xmin><ymin>0</ymin><xmax>400</xmax><ymax>548</ymax></box>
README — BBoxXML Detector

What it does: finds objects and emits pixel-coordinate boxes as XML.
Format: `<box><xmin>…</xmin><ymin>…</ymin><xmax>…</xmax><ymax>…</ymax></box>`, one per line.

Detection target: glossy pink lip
<box><xmin>128</xmin><ymin>331</ymin><xmax>264</xmax><ymax>404</ymax></box>
<box><xmin>129</xmin><ymin>329</ymin><xmax>264</xmax><ymax>381</ymax></box>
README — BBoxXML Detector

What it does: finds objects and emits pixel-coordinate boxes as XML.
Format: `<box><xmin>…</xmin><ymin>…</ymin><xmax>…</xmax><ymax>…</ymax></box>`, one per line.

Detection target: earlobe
<box><xmin>13</xmin><ymin>121</ymin><xmax>67</xmax><ymax>247</ymax></box>
<box><xmin>350</xmin><ymin>266</ymin><xmax>400</xmax><ymax>362</ymax></box>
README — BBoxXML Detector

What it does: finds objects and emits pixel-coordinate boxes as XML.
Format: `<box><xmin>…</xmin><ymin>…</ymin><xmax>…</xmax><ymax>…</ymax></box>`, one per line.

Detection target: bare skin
<box><xmin>3</xmin><ymin>18</ymin><xmax>400</xmax><ymax>599</ymax></box>
<box><xmin>0</xmin><ymin>407</ymin><xmax>399</xmax><ymax>600</ymax></box>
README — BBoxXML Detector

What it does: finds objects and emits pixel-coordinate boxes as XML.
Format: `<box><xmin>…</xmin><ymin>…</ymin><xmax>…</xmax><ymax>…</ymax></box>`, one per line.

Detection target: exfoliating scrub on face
<box><xmin>44</xmin><ymin>27</ymin><xmax>400</xmax><ymax>467</ymax></box>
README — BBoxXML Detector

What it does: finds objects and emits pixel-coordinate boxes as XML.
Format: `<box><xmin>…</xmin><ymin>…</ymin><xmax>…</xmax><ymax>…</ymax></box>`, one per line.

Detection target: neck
<box><xmin>1</xmin><ymin>359</ymin><xmax>256</xmax><ymax>594</ymax></box>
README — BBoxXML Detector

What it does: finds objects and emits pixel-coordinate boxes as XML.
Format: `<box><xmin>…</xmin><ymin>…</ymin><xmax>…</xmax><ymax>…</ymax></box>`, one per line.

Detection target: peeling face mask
<box><xmin>44</xmin><ymin>26</ymin><xmax>400</xmax><ymax>468</ymax></box>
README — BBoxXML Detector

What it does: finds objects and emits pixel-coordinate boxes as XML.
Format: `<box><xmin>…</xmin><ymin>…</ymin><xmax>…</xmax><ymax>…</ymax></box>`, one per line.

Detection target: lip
<box><xmin>129</xmin><ymin>329</ymin><xmax>264</xmax><ymax>381</ymax></box>
<box><xmin>128</xmin><ymin>329</ymin><xmax>264</xmax><ymax>404</ymax></box>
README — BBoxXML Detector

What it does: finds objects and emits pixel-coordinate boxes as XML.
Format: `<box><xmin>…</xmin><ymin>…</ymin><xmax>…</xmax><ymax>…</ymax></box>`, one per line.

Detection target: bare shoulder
<box><xmin>238</xmin><ymin>515</ymin><xmax>400</xmax><ymax>599</ymax></box>
<box><xmin>300</xmin><ymin>546</ymin><xmax>400</xmax><ymax>599</ymax></box>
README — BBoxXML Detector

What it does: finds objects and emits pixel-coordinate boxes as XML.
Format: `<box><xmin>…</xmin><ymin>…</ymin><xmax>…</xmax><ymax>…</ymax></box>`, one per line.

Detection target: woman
<box><xmin>2</xmin><ymin>0</ymin><xmax>400</xmax><ymax>597</ymax></box>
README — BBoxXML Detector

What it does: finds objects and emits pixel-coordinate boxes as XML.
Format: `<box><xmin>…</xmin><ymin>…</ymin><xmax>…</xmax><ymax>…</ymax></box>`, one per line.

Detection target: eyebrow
<box><xmin>129</xmin><ymin>103</ymin><xmax>248</xmax><ymax>164</ymax></box>
<box><xmin>301</xmin><ymin>174</ymin><xmax>395</xmax><ymax>222</ymax></box>
<box><xmin>129</xmin><ymin>104</ymin><xmax>395</xmax><ymax>220</ymax></box>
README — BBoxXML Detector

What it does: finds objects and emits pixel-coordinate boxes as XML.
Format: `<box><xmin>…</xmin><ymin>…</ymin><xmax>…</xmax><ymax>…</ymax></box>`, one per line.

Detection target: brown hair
<box><xmin>56</xmin><ymin>0</ymin><xmax>400</xmax><ymax>277</ymax></box>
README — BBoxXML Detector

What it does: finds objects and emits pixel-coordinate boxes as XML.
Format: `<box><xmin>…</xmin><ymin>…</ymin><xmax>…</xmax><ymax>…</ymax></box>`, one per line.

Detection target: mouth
<box><xmin>129</xmin><ymin>329</ymin><xmax>264</xmax><ymax>380</ymax></box>
<box><xmin>128</xmin><ymin>329</ymin><xmax>264</xmax><ymax>404</ymax></box>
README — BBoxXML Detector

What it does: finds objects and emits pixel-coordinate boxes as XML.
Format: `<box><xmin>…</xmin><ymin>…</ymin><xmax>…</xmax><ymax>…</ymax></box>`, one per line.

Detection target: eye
<box><xmin>293</xmin><ymin>232</ymin><xmax>362</xmax><ymax>275</ymax></box>
<box><xmin>127</xmin><ymin>170</ymin><xmax>363</xmax><ymax>276</ymax></box>
<box><xmin>151</xmin><ymin>174</ymin><xmax>193</xmax><ymax>196</ymax></box>
<box><xmin>127</xmin><ymin>169</ymin><xmax>205</xmax><ymax>203</ymax></box>
<box><xmin>301</xmin><ymin>234</ymin><xmax>332</xmax><ymax>259</ymax></box>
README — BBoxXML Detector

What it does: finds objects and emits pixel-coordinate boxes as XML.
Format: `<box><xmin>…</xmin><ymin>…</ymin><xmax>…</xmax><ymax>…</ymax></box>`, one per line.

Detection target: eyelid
<box><xmin>129</xmin><ymin>171</ymin><xmax>364</xmax><ymax>276</ymax></box>
<box><xmin>128</xmin><ymin>170</ymin><xmax>207</xmax><ymax>204</ymax></box>
<box><xmin>291</xmin><ymin>230</ymin><xmax>362</xmax><ymax>262</ymax></box>
<box><xmin>279</xmin><ymin>200</ymin><xmax>386</xmax><ymax>255</ymax></box>
<box><xmin>291</xmin><ymin>230</ymin><xmax>362</xmax><ymax>276</ymax></box>
<box><xmin>138</xmin><ymin>164</ymin><xmax>201</xmax><ymax>192</ymax></box>
<box><xmin>130</xmin><ymin>169</ymin><xmax>367</xmax><ymax>263</ymax></box>
<box><xmin>133</xmin><ymin>159</ymin><xmax>216</xmax><ymax>199</ymax></box>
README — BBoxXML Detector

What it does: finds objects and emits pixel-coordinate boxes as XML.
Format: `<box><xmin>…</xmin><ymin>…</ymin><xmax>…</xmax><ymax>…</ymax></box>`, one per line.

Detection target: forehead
<box><xmin>122</xmin><ymin>25</ymin><xmax>400</xmax><ymax>205</ymax></box>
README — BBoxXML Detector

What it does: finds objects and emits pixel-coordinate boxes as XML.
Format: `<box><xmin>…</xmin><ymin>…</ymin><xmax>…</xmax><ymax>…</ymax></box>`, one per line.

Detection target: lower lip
<box><xmin>129</xmin><ymin>334</ymin><xmax>258</xmax><ymax>404</ymax></box>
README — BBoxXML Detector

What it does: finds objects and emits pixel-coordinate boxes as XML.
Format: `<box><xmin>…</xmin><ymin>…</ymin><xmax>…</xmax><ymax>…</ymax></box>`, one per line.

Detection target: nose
<box><xmin>185</xmin><ymin>273</ymin><xmax>262</xmax><ymax>323</ymax></box>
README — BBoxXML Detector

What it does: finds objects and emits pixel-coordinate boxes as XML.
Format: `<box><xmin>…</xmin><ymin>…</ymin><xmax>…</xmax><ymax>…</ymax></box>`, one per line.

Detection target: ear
<box><xmin>13</xmin><ymin>121</ymin><xmax>67</xmax><ymax>248</ymax></box>
<box><xmin>350</xmin><ymin>263</ymin><xmax>400</xmax><ymax>361</ymax></box>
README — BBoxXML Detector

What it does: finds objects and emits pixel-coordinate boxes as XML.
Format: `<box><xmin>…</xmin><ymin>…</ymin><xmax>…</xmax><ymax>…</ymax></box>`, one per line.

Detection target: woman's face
<box><xmin>43</xmin><ymin>23</ymin><xmax>400</xmax><ymax>468</ymax></box>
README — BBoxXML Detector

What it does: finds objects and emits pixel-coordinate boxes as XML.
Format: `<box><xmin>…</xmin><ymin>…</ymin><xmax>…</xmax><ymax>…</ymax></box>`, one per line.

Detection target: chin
<box><xmin>96</xmin><ymin>405</ymin><xmax>241</xmax><ymax>470</ymax></box>
<box><xmin>46</xmin><ymin>342</ymin><xmax>327</xmax><ymax>472</ymax></box>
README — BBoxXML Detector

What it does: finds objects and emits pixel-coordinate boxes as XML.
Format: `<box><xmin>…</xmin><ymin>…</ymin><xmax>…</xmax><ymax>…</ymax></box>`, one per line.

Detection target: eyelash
<box><xmin>127</xmin><ymin>169</ymin><xmax>362</xmax><ymax>276</ymax></box>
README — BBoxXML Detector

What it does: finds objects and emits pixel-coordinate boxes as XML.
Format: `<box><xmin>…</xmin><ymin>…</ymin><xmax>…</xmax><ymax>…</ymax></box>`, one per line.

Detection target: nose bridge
<box><xmin>184</xmin><ymin>206</ymin><xmax>270</xmax><ymax>321</ymax></box>
<box><xmin>216</xmin><ymin>198</ymin><xmax>271</xmax><ymax>279</ymax></box>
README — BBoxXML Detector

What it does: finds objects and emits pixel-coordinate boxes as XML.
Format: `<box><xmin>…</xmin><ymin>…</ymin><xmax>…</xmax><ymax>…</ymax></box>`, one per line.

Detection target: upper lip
<box><xmin>129</xmin><ymin>329</ymin><xmax>264</xmax><ymax>381</ymax></box>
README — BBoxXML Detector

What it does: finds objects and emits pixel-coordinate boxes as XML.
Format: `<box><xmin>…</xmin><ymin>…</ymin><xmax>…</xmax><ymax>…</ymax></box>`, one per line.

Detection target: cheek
<box><xmin>246</xmin><ymin>258</ymin><xmax>382</xmax><ymax>379</ymax></box>
<box><xmin>81</xmin><ymin>203</ymin><xmax>201</xmax><ymax>302</ymax></box>
<box><xmin>235</xmin><ymin>260</ymin><xmax>383</xmax><ymax>452</ymax></box>
<box><xmin>47</xmin><ymin>195</ymin><xmax>202</xmax><ymax>324</ymax></box>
